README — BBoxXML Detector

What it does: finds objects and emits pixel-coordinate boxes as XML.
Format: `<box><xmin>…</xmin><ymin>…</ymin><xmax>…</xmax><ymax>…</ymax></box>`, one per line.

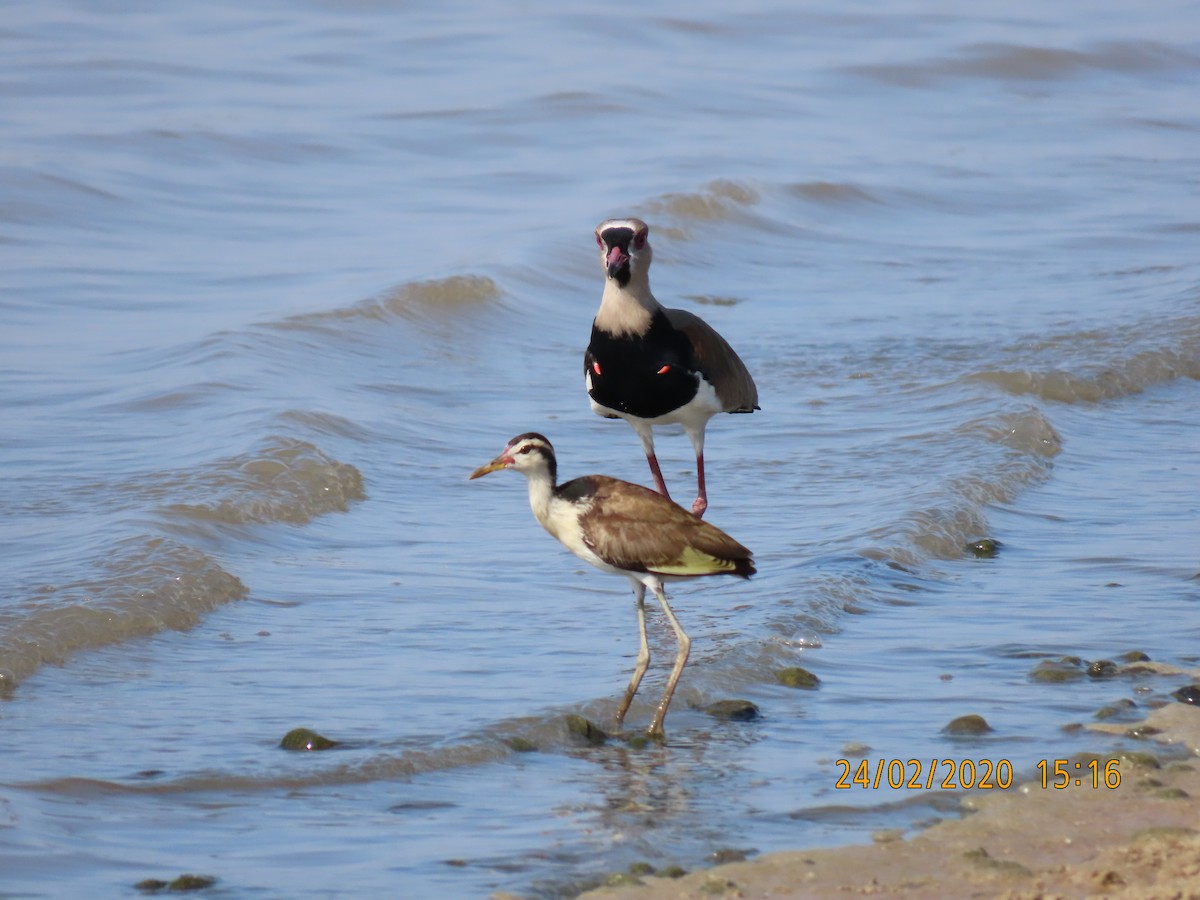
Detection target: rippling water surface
<box><xmin>2</xmin><ymin>1</ymin><xmax>1198</xmax><ymax>896</ymax></box>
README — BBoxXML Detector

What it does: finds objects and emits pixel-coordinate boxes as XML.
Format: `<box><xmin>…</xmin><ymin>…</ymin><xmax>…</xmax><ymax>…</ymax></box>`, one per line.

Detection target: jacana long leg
<box><xmin>647</xmin><ymin>583</ymin><xmax>691</xmax><ymax>736</ymax></box>
<box><xmin>615</xmin><ymin>584</ymin><xmax>650</xmax><ymax>729</ymax></box>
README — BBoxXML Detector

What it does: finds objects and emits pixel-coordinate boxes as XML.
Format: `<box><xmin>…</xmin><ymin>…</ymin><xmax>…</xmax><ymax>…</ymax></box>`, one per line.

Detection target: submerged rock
<box><xmin>1029</xmin><ymin>659</ymin><xmax>1085</xmax><ymax>683</ymax></box>
<box><xmin>1087</xmin><ymin>659</ymin><xmax>1119</xmax><ymax>678</ymax></box>
<box><xmin>603</xmin><ymin>872</ymin><xmax>642</xmax><ymax>888</ymax></box>
<box><xmin>1171</xmin><ymin>685</ymin><xmax>1200</xmax><ymax>705</ymax></box>
<box><xmin>698</xmin><ymin>877</ymin><xmax>739</xmax><ymax>895</ymax></box>
<box><xmin>502</xmin><ymin>736</ymin><xmax>538</xmax><ymax>753</ymax></box>
<box><xmin>564</xmin><ymin>714</ymin><xmax>607</xmax><ymax>745</ymax></box>
<box><xmin>705</xmin><ymin>699</ymin><xmax>760</xmax><ymax>721</ymax></box>
<box><xmin>168</xmin><ymin>875</ymin><xmax>217</xmax><ymax>892</ymax></box>
<box><xmin>1119</xmin><ymin>751</ymin><xmax>1161</xmax><ymax>769</ymax></box>
<box><xmin>134</xmin><ymin>874</ymin><xmax>218</xmax><ymax>893</ymax></box>
<box><xmin>1094</xmin><ymin>698</ymin><xmax>1138</xmax><ymax>720</ymax></box>
<box><xmin>963</xmin><ymin>847</ymin><xmax>1031</xmax><ymax>877</ymax></box>
<box><xmin>1133</xmin><ymin>825</ymin><xmax>1197</xmax><ymax>842</ymax></box>
<box><xmin>776</xmin><ymin>666</ymin><xmax>821</xmax><ymax>689</ymax></box>
<box><xmin>709</xmin><ymin>847</ymin><xmax>754</xmax><ymax>864</ymax></box>
<box><xmin>279</xmin><ymin>727</ymin><xmax>338</xmax><ymax>751</ymax></box>
<box><xmin>943</xmin><ymin>714</ymin><xmax>993</xmax><ymax>736</ymax></box>
<box><xmin>966</xmin><ymin>538</ymin><xmax>1001</xmax><ymax>558</ymax></box>
<box><xmin>1152</xmin><ymin>786</ymin><xmax>1189</xmax><ymax>799</ymax></box>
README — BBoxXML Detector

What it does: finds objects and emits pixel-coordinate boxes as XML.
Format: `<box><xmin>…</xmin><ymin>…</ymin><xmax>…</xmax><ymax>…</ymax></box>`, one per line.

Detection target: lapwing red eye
<box><xmin>657</xmin><ymin>365</ymin><xmax>670</xmax><ymax>375</ymax></box>
<box><xmin>633</xmin><ymin>229</ymin><xmax>648</xmax><ymax>250</ymax></box>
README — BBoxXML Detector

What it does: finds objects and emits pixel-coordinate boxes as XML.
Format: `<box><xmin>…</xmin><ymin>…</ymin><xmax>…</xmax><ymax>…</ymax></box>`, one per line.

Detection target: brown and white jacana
<box><xmin>584</xmin><ymin>217</ymin><xmax>759</xmax><ymax>518</ymax></box>
<box><xmin>469</xmin><ymin>432</ymin><xmax>755</xmax><ymax>736</ymax></box>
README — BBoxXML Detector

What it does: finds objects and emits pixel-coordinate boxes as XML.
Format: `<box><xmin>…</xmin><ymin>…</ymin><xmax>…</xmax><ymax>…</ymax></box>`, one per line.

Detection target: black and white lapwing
<box><xmin>469</xmin><ymin>432</ymin><xmax>755</xmax><ymax>736</ymax></box>
<box><xmin>585</xmin><ymin>217</ymin><xmax>759</xmax><ymax>518</ymax></box>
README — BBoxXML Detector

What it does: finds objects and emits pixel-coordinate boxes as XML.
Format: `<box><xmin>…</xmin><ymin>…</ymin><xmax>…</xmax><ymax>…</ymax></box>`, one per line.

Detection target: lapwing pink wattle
<box><xmin>469</xmin><ymin>433</ymin><xmax>755</xmax><ymax>736</ymax></box>
<box><xmin>584</xmin><ymin>217</ymin><xmax>759</xmax><ymax>518</ymax></box>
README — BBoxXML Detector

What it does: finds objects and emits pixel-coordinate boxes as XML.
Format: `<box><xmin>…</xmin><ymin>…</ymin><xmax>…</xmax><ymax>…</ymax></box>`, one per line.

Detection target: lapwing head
<box><xmin>469</xmin><ymin>432</ymin><xmax>557</xmax><ymax>483</ymax></box>
<box><xmin>595</xmin><ymin>217</ymin><xmax>651</xmax><ymax>289</ymax></box>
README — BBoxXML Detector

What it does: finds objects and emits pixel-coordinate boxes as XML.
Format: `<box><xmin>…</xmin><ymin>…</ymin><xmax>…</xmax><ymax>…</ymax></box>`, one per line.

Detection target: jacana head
<box><xmin>595</xmin><ymin>217</ymin><xmax>651</xmax><ymax>289</ymax></box>
<box><xmin>469</xmin><ymin>432</ymin><xmax>557</xmax><ymax>483</ymax></box>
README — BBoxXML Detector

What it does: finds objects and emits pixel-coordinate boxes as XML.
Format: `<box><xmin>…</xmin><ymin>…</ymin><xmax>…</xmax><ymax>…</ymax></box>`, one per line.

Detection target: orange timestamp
<box><xmin>835</xmin><ymin>758</ymin><xmax>1013</xmax><ymax>790</ymax></box>
<box><xmin>1036</xmin><ymin>758</ymin><xmax>1121</xmax><ymax>789</ymax></box>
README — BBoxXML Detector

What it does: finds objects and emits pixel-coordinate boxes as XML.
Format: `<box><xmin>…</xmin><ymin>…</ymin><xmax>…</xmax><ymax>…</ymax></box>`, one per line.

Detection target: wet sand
<box><xmin>578</xmin><ymin>703</ymin><xmax>1200</xmax><ymax>900</ymax></box>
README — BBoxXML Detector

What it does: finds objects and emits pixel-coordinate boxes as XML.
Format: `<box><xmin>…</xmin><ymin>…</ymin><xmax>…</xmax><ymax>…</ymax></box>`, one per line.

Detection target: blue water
<box><xmin>2</xmin><ymin>1</ymin><xmax>1199</xmax><ymax>896</ymax></box>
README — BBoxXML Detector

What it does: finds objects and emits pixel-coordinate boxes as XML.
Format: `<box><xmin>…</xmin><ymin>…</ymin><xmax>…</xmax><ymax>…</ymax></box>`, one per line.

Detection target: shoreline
<box><xmin>576</xmin><ymin>703</ymin><xmax>1200</xmax><ymax>899</ymax></box>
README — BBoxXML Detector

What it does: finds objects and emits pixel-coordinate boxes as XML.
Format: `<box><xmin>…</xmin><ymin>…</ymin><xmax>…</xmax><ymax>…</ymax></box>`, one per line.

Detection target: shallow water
<box><xmin>2</xmin><ymin>1</ymin><xmax>1199</xmax><ymax>896</ymax></box>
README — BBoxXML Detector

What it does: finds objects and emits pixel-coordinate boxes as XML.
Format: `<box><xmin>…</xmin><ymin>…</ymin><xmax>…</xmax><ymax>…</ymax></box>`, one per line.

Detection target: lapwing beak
<box><xmin>469</xmin><ymin>455</ymin><xmax>512</xmax><ymax>479</ymax></box>
<box><xmin>605</xmin><ymin>244</ymin><xmax>630</xmax><ymax>280</ymax></box>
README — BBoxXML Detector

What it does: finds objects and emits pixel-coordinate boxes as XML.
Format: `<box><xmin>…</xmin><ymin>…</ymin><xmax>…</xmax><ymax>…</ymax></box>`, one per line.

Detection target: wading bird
<box><xmin>470</xmin><ymin>432</ymin><xmax>755</xmax><ymax>735</ymax></box>
<box><xmin>585</xmin><ymin>217</ymin><xmax>759</xmax><ymax>518</ymax></box>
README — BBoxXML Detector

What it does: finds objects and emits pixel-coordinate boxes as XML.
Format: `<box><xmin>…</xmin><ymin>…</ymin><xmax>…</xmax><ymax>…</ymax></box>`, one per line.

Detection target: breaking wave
<box><xmin>849</xmin><ymin>40</ymin><xmax>1200</xmax><ymax>88</ymax></box>
<box><xmin>153</xmin><ymin>436</ymin><xmax>366</xmax><ymax>526</ymax></box>
<box><xmin>268</xmin><ymin>274</ymin><xmax>503</xmax><ymax>332</ymax></box>
<box><xmin>1</xmin><ymin>437</ymin><xmax>365</xmax><ymax>688</ymax></box>
<box><xmin>0</xmin><ymin>537</ymin><xmax>247</xmax><ymax>688</ymax></box>
<box><xmin>969</xmin><ymin>315</ymin><xmax>1200</xmax><ymax>404</ymax></box>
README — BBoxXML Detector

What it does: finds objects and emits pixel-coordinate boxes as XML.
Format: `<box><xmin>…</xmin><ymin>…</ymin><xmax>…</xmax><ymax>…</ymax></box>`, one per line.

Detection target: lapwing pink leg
<box><xmin>645</xmin><ymin>452</ymin><xmax>671</xmax><ymax>500</ymax></box>
<box><xmin>634</xmin><ymin>423</ymin><xmax>671</xmax><ymax>500</ymax></box>
<box><xmin>691</xmin><ymin>451</ymin><xmax>707</xmax><ymax>518</ymax></box>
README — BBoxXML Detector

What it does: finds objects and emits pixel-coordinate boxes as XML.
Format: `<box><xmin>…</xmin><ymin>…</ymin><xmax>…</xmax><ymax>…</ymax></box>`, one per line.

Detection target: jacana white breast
<box><xmin>584</xmin><ymin>217</ymin><xmax>759</xmax><ymax>518</ymax></box>
<box><xmin>470</xmin><ymin>432</ymin><xmax>755</xmax><ymax>736</ymax></box>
